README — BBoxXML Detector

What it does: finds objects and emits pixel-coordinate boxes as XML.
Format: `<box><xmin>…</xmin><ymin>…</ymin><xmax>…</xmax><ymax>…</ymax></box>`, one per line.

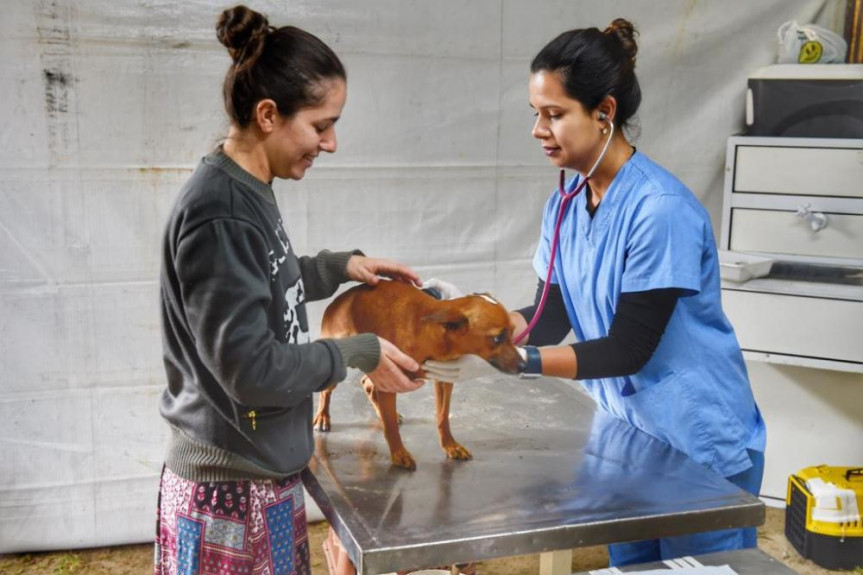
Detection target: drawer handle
<box><xmin>795</xmin><ymin>204</ymin><xmax>828</xmax><ymax>232</ymax></box>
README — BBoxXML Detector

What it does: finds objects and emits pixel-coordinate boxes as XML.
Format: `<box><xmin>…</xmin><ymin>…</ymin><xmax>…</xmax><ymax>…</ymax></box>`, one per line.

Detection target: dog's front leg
<box><xmin>374</xmin><ymin>387</ymin><xmax>416</xmax><ymax>470</ymax></box>
<box><xmin>313</xmin><ymin>385</ymin><xmax>335</xmax><ymax>431</ymax></box>
<box><xmin>434</xmin><ymin>381</ymin><xmax>472</xmax><ymax>461</ymax></box>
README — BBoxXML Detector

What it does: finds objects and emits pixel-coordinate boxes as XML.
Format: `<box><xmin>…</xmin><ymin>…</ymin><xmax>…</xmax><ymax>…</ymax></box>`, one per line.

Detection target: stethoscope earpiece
<box><xmin>599</xmin><ymin>112</ymin><xmax>610</xmax><ymax>134</ymax></box>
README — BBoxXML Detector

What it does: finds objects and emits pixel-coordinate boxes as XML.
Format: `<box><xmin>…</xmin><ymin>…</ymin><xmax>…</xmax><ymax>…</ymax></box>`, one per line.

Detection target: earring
<box><xmin>601</xmin><ymin>127</ymin><xmax>609</xmax><ymax>135</ymax></box>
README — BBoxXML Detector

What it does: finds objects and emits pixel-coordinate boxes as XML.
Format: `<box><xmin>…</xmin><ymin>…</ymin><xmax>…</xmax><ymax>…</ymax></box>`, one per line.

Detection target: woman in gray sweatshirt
<box><xmin>155</xmin><ymin>6</ymin><xmax>424</xmax><ymax>574</ymax></box>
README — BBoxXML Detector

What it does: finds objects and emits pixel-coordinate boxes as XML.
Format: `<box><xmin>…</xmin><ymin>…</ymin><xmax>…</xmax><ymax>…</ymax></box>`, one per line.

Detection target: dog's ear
<box><xmin>422</xmin><ymin>309</ymin><xmax>469</xmax><ymax>333</ymax></box>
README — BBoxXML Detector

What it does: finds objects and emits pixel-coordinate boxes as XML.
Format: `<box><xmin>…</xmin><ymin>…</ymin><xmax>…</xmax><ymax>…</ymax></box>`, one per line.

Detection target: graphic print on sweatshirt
<box><xmin>284</xmin><ymin>280</ymin><xmax>310</xmax><ymax>344</ymax></box>
<box><xmin>268</xmin><ymin>220</ymin><xmax>291</xmax><ymax>280</ymax></box>
<box><xmin>268</xmin><ymin>219</ymin><xmax>310</xmax><ymax>344</ymax></box>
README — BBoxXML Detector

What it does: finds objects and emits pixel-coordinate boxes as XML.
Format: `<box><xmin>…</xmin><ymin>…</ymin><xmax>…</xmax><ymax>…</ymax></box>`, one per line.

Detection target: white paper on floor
<box><xmin>590</xmin><ymin>556</ymin><xmax>738</xmax><ymax>574</ymax></box>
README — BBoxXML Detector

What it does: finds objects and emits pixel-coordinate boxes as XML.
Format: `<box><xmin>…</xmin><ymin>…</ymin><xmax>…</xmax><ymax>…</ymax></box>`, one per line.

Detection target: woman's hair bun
<box><xmin>604</xmin><ymin>18</ymin><xmax>638</xmax><ymax>67</ymax></box>
<box><xmin>216</xmin><ymin>5</ymin><xmax>271</xmax><ymax>65</ymax></box>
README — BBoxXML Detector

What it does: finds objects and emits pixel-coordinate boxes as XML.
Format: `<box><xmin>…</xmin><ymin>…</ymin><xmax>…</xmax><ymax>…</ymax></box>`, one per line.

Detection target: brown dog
<box><xmin>314</xmin><ymin>280</ymin><xmax>525</xmax><ymax>470</ymax></box>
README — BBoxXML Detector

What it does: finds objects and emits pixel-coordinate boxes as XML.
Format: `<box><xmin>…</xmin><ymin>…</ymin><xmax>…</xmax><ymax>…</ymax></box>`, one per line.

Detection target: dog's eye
<box><xmin>492</xmin><ymin>333</ymin><xmax>506</xmax><ymax>345</ymax></box>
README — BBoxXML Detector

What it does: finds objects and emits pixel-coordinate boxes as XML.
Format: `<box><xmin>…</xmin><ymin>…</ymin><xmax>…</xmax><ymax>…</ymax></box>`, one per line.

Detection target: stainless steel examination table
<box><xmin>302</xmin><ymin>375</ymin><xmax>765</xmax><ymax>574</ymax></box>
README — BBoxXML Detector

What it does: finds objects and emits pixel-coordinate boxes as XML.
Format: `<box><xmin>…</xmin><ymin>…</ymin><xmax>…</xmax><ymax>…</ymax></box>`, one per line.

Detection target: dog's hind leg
<box><xmin>372</xmin><ymin>386</ymin><xmax>416</xmax><ymax>470</ymax></box>
<box><xmin>313</xmin><ymin>385</ymin><xmax>335</xmax><ymax>432</ymax></box>
<box><xmin>434</xmin><ymin>381</ymin><xmax>472</xmax><ymax>461</ymax></box>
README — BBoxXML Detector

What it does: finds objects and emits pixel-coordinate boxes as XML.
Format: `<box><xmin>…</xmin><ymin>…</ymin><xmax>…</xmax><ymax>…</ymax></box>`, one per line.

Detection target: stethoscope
<box><xmin>513</xmin><ymin>113</ymin><xmax>615</xmax><ymax>344</ymax></box>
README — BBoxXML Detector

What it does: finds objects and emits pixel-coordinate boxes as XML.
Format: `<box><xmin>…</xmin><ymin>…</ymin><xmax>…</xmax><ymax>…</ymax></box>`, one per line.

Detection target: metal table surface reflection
<box><xmin>303</xmin><ymin>375</ymin><xmax>764</xmax><ymax>574</ymax></box>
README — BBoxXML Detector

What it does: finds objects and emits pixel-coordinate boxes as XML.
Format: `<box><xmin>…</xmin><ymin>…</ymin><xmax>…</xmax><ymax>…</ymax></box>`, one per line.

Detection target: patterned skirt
<box><xmin>154</xmin><ymin>466</ymin><xmax>311</xmax><ymax>575</ymax></box>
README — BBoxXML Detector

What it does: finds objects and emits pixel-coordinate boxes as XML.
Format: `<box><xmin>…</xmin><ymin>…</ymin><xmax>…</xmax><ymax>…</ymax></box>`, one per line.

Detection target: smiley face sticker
<box><xmin>798</xmin><ymin>40</ymin><xmax>823</xmax><ymax>63</ymax></box>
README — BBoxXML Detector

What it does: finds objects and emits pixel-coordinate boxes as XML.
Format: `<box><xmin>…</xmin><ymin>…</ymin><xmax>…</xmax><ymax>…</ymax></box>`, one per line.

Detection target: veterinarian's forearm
<box><xmin>538</xmin><ymin>346</ymin><xmax>577</xmax><ymax>379</ymax></box>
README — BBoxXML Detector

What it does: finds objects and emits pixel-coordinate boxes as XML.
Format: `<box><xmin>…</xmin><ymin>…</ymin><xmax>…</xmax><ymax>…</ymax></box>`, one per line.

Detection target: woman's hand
<box><xmin>346</xmin><ymin>255</ymin><xmax>421</xmax><ymax>287</ymax></box>
<box><xmin>368</xmin><ymin>337</ymin><xmax>425</xmax><ymax>393</ymax></box>
<box><xmin>422</xmin><ymin>355</ymin><xmax>503</xmax><ymax>383</ymax></box>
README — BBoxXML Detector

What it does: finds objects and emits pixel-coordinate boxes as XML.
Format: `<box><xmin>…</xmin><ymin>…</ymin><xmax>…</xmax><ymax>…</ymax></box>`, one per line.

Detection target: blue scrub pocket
<box><xmin>623</xmin><ymin>371</ymin><xmax>716</xmax><ymax>470</ymax></box>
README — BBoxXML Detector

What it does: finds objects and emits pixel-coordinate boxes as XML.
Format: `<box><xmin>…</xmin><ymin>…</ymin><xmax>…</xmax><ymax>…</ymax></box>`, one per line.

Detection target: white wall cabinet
<box><xmin>720</xmin><ymin>136</ymin><xmax>863</xmax><ymax>501</ymax></box>
<box><xmin>721</xmin><ymin>136</ymin><xmax>863</xmax><ymax>373</ymax></box>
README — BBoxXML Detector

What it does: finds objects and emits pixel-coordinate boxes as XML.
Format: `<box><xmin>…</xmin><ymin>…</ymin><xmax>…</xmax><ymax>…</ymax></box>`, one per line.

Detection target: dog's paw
<box><xmin>313</xmin><ymin>413</ymin><xmax>331</xmax><ymax>432</ymax></box>
<box><xmin>443</xmin><ymin>443</ymin><xmax>473</xmax><ymax>461</ymax></box>
<box><xmin>391</xmin><ymin>449</ymin><xmax>416</xmax><ymax>471</ymax></box>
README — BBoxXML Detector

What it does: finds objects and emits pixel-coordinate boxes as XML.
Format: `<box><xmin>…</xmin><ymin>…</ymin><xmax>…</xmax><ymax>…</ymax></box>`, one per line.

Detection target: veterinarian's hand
<box><xmin>368</xmin><ymin>337</ymin><xmax>425</xmax><ymax>393</ymax></box>
<box><xmin>346</xmin><ymin>255</ymin><xmax>422</xmax><ymax>287</ymax></box>
<box><xmin>421</xmin><ymin>277</ymin><xmax>464</xmax><ymax>299</ymax></box>
<box><xmin>422</xmin><ymin>355</ymin><xmax>501</xmax><ymax>383</ymax></box>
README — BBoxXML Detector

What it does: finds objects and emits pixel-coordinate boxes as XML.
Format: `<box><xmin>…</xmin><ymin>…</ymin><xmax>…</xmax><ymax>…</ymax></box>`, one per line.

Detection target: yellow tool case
<box><xmin>785</xmin><ymin>465</ymin><xmax>863</xmax><ymax>569</ymax></box>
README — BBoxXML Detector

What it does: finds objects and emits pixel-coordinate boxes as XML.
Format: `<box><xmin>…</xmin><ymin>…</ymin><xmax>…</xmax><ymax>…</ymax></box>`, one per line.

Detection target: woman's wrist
<box><xmin>331</xmin><ymin>333</ymin><xmax>380</xmax><ymax>373</ymax></box>
<box><xmin>518</xmin><ymin>346</ymin><xmax>543</xmax><ymax>379</ymax></box>
<box><xmin>321</xmin><ymin>249</ymin><xmax>364</xmax><ymax>284</ymax></box>
<box><xmin>531</xmin><ymin>346</ymin><xmax>578</xmax><ymax>379</ymax></box>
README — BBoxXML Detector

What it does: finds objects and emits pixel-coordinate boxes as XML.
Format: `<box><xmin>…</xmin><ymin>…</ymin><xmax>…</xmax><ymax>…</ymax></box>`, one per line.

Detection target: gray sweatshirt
<box><xmin>159</xmin><ymin>149</ymin><xmax>379</xmax><ymax>481</ymax></box>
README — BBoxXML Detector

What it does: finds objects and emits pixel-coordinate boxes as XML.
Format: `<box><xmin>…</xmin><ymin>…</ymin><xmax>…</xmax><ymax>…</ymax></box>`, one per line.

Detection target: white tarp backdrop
<box><xmin>0</xmin><ymin>0</ymin><xmax>847</xmax><ymax>553</ymax></box>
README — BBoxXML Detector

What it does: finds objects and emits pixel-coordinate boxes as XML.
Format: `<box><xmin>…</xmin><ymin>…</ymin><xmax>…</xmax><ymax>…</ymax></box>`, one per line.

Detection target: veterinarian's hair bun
<box><xmin>216</xmin><ymin>5</ymin><xmax>272</xmax><ymax>71</ymax></box>
<box><xmin>604</xmin><ymin>18</ymin><xmax>638</xmax><ymax>69</ymax></box>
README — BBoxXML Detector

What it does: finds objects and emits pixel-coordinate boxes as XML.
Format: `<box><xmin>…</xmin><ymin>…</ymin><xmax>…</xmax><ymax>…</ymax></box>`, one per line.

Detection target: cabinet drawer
<box><xmin>722</xmin><ymin>290</ymin><xmax>863</xmax><ymax>364</ymax></box>
<box><xmin>729</xmin><ymin>208</ymin><xmax>863</xmax><ymax>259</ymax></box>
<box><xmin>734</xmin><ymin>145</ymin><xmax>863</xmax><ymax>197</ymax></box>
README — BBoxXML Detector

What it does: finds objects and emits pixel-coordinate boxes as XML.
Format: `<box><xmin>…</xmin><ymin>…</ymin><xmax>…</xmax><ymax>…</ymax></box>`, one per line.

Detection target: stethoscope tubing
<box><xmin>513</xmin><ymin>119</ymin><xmax>615</xmax><ymax>345</ymax></box>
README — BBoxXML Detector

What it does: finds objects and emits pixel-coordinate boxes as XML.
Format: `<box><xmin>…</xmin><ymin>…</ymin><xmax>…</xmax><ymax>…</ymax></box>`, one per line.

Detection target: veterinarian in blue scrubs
<box><xmin>423</xmin><ymin>18</ymin><xmax>766</xmax><ymax>566</ymax></box>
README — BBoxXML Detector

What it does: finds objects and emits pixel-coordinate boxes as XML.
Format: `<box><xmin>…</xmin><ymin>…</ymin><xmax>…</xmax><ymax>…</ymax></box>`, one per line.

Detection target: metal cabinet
<box><xmin>719</xmin><ymin>136</ymin><xmax>863</xmax><ymax>502</ymax></box>
<box><xmin>720</xmin><ymin>136</ymin><xmax>863</xmax><ymax>374</ymax></box>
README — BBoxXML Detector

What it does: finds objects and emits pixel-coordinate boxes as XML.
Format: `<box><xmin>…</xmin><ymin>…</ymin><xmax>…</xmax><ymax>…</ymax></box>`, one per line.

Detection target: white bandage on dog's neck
<box><xmin>474</xmin><ymin>293</ymin><xmax>499</xmax><ymax>305</ymax></box>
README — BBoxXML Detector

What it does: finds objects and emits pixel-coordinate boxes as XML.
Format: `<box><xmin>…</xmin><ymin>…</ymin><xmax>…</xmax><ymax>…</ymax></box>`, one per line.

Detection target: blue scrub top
<box><xmin>533</xmin><ymin>152</ymin><xmax>766</xmax><ymax>478</ymax></box>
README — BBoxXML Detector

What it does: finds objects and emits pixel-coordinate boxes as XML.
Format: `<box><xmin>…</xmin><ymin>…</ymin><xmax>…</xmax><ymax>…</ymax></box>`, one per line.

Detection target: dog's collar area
<box><xmin>421</xmin><ymin>287</ymin><xmax>443</xmax><ymax>300</ymax></box>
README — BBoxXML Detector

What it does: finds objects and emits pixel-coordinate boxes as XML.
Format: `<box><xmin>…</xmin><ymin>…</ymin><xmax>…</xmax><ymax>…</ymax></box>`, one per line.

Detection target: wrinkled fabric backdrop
<box><xmin>0</xmin><ymin>0</ymin><xmax>846</xmax><ymax>553</ymax></box>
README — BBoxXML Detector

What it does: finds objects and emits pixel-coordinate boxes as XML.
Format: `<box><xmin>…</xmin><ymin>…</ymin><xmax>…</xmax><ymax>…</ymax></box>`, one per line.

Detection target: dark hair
<box><xmin>531</xmin><ymin>18</ymin><xmax>641</xmax><ymax>130</ymax></box>
<box><xmin>216</xmin><ymin>5</ymin><xmax>346</xmax><ymax>127</ymax></box>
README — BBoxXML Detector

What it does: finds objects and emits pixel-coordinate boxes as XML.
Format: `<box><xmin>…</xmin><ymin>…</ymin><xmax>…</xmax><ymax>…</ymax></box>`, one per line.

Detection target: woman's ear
<box><xmin>596</xmin><ymin>94</ymin><xmax>618</xmax><ymax>125</ymax></box>
<box><xmin>255</xmin><ymin>99</ymin><xmax>279</xmax><ymax>134</ymax></box>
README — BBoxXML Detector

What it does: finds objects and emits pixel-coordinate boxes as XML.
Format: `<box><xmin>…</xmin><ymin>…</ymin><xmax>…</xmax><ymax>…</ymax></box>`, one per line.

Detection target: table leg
<box><xmin>539</xmin><ymin>549</ymin><xmax>572</xmax><ymax>575</ymax></box>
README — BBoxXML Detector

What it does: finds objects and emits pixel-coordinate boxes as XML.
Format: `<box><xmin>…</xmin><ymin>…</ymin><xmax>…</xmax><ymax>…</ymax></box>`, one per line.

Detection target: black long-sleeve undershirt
<box><xmin>516</xmin><ymin>280</ymin><xmax>680</xmax><ymax>379</ymax></box>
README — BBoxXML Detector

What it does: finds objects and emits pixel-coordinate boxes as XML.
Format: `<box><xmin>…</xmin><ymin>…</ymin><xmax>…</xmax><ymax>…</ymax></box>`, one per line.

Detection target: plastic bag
<box><xmin>777</xmin><ymin>20</ymin><xmax>847</xmax><ymax>64</ymax></box>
